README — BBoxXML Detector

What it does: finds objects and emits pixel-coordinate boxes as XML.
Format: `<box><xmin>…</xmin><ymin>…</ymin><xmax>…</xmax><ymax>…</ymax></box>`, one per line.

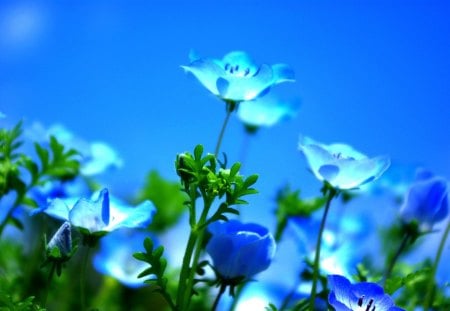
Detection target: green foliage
<box><xmin>0</xmin><ymin>293</ymin><xmax>45</xmax><ymax>311</ymax></box>
<box><xmin>175</xmin><ymin>145</ymin><xmax>258</xmax><ymax>225</ymax></box>
<box><xmin>134</xmin><ymin>238</ymin><xmax>174</xmax><ymax>309</ymax></box>
<box><xmin>137</xmin><ymin>170</ymin><xmax>187</xmax><ymax>232</ymax></box>
<box><xmin>274</xmin><ymin>185</ymin><xmax>326</xmax><ymax>241</ymax></box>
<box><xmin>384</xmin><ymin>267</ymin><xmax>431</xmax><ymax>295</ymax></box>
<box><xmin>0</xmin><ymin>122</ymin><xmax>80</xmax><ymax>235</ymax></box>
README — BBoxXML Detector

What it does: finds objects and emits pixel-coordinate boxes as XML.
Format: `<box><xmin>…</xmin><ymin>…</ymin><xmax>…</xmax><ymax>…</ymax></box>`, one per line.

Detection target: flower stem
<box><xmin>214</xmin><ymin>101</ymin><xmax>236</xmax><ymax>157</ymax></box>
<box><xmin>383</xmin><ymin>232</ymin><xmax>411</xmax><ymax>283</ymax></box>
<box><xmin>80</xmin><ymin>247</ymin><xmax>91</xmax><ymax>311</ymax></box>
<box><xmin>41</xmin><ymin>264</ymin><xmax>56</xmax><ymax>307</ymax></box>
<box><xmin>423</xmin><ymin>219</ymin><xmax>450</xmax><ymax>310</ymax></box>
<box><xmin>308</xmin><ymin>186</ymin><xmax>337</xmax><ymax>310</ymax></box>
<box><xmin>212</xmin><ymin>283</ymin><xmax>227</xmax><ymax>311</ymax></box>
<box><xmin>176</xmin><ymin>230</ymin><xmax>198</xmax><ymax>308</ymax></box>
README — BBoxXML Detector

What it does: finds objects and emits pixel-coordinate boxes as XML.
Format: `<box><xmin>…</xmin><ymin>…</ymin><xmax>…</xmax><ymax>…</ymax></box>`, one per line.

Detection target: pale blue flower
<box><xmin>182</xmin><ymin>50</ymin><xmax>294</xmax><ymax>102</ymax></box>
<box><xmin>206</xmin><ymin>220</ymin><xmax>276</xmax><ymax>280</ymax></box>
<box><xmin>399</xmin><ymin>170</ymin><xmax>448</xmax><ymax>230</ymax></box>
<box><xmin>328</xmin><ymin>275</ymin><xmax>405</xmax><ymax>311</ymax></box>
<box><xmin>32</xmin><ymin>188</ymin><xmax>155</xmax><ymax>234</ymax></box>
<box><xmin>237</xmin><ymin>93</ymin><xmax>300</xmax><ymax>127</ymax></box>
<box><xmin>93</xmin><ymin>229</ymin><xmax>155</xmax><ymax>288</ymax></box>
<box><xmin>299</xmin><ymin>137</ymin><xmax>390</xmax><ymax>190</ymax></box>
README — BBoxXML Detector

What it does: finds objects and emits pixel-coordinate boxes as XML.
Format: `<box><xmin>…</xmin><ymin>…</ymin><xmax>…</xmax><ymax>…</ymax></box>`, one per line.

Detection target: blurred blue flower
<box><xmin>361</xmin><ymin>162</ymin><xmax>418</xmax><ymax>199</ymax></box>
<box><xmin>291</xmin><ymin>212</ymin><xmax>371</xmax><ymax>279</ymax></box>
<box><xmin>33</xmin><ymin>188</ymin><xmax>155</xmax><ymax>234</ymax></box>
<box><xmin>93</xmin><ymin>229</ymin><xmax>155</xmax><ymax>288</ymax></box>
<box><xmin>236</xmin><ymin>93</ymin><xmax>300</xmax><ymax>128</ymax></box>
<box><xmin>206</xmin><ymin>220</ymin><xmax>276</xmax><ymax>280</ymax></box>
<box><xmin>182</xmin><ymin>50</ymin><xmax>294</xmax><ymax>102</ymax></box>
<box><xmin>299</xmin><ymin>137</ymin><xmax>390</xmax><ymax>190</ymax></box>
<box><xmin>47</xmin><ymin>221</ymin><xmax>72</xmax><ymax>258</ymax></box>
<box><xmin>328</xmin><ymin>274</ymin><xmax>405</xmax><ymax>311</ymax></box>
<box><xmin>26</xmin><ymin>122</ymin><xmax>123</xmax><ymax>176</ymax></box>
<box><xmin>399</xmin><ymin>170</ymin><xmax>448</xmax><ymax>230</ymax></box>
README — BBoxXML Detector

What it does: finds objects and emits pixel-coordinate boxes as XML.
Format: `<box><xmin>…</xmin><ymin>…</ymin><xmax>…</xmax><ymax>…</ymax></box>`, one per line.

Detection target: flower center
<box><xmin>357</xmin><ymin>295</ymin><xmax>376</xmax><ymax>311</ymax></box>
<box><xmin>224</xmin><ymin>63</ymin><xmax>252</xmax><ymax>78</ymax></box>
<box><xmin>332</xmin><ymin>152</ymin><xmax>354</xmax><ymax>160</ymax></box>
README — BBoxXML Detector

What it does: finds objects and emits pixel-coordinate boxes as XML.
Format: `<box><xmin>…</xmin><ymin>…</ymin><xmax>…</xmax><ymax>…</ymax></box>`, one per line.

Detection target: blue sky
<box><xmin>1</xmin><ymin>0</ymin><xmax>449</xmax><ymax>293</ymax></box>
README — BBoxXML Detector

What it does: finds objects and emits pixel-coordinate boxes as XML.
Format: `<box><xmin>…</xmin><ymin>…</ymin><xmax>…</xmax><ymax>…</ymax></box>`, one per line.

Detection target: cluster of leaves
<box><xmin>0</xmin><ymin>122</ymin><xmax>80</xmax><ymax>232</ymax></box>
<box><xmin>175</xmin><ymin>144</ymin><xmax>258</xmax><ymax>227</ymax></box>
<box><xmin>0</xmin><ymin>293</ymin><xmax>45</xmax><ymax>311</ymax></box>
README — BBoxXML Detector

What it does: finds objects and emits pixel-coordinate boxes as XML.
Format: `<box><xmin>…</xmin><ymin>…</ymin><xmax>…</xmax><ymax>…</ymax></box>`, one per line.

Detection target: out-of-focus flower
<box><xmin>26</xmin><ymin>122</ymin><xmax>123</xmax><ymax>176</ymax></box>
<box><xmin>32</xmin><ymin>188</ymin><xmax>155</xmax><ymax>235</ymax></box>
<box><xmin>47</xmin><ymin>221</ymin><xmax>72</xmax><ymax>258</ymax></box>
<box><xmin>291</xmin><ymin>212</ymin><xmax>371</xmax><ymax>279</ymax></box>
<box><xmin>299</xmin><ymin>137</ymin><xmax>390</xmax><ymax>190</ymax></box>
<box><xmin>206</xmin><ymin>220</ymin><xmax>276</xmax><ymax>281</ymax></box>
<box><xmin>328</xmin><ymin>275</ymin><xmax>405</xmax><ymax>311</ymax></box>
<box><xmin>93</xmin><ymin>229</ymin><xmax>155</xmax><ymax>288</ymax></box>
<box><xmin>361</xmin><ymin>162</ymin><xmax>418</xmax><ymax>199</ymax></box>
<box><xmin>399</xmin><ymin>170</ymin><xmax>448</xmax><ymax>230</ymax></box>
<box><xmin>182</xmin><ymin>50</ymin><xmax>294</xmax><ymax>102</ymax></box>
<box><xmin>236</xmin><ymin>93</ymin><xmax>300</xmax><ymax>128</ymax></box>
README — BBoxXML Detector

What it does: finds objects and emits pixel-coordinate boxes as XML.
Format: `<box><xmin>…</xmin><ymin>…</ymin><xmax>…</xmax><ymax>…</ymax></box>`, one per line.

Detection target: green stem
<box><xmin>423</xmin><ymin>220</ymin><xmax>450</xmax><ymax>310</ymax></box>
<box><xmin>383</xmin><ymin>232</ymin><xmax>411</xmax><ymax>283</ymax></box>
<box><xmin>80</xmin><ymin>247</ymin><xmax>91</xmax><ymax>311</ymax></box>
<box><xmin>230</xmin><ymin>284</ymin><xmax>245</xmax><ymax>311</ymax></box>
<box><xmin>181</xmin><ymin>195</ymin><xmax>213</xmax><ymax>310</ymax></box>
<box><xmin>308</xmin><ymin>187</ymin><xmax>337</xmax><ymax>310</ymax></box>
<box><xmin>42</xmin><ymin>263</ymin><xmax>56</xmax><ymax>307</ymax></box>
<box><xmin>212</xmin><ymin>283</ymin><xmax>227</xmax><ymax>311</ymax></box>
<box><xmin>214</xmin><ymin>101</ymin><xmax>236</xmax><ymax>157</ymax></box>
<box><xmin>176</xmin><ymin>230</ymin><xmax>198</xmax><ymax>309</ymax></box>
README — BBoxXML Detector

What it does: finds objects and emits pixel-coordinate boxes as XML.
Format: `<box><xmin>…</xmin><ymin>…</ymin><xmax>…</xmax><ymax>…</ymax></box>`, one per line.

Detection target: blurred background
<box><xmin>1</xmin><ymin>0</ymin><xmax>449</xmax><ymax>308</ymax></box>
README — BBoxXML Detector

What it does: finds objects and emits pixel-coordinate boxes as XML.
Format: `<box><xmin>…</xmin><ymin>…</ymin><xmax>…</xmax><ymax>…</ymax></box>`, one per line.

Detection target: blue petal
<box><xmin>318</xmin><ymin>164</ymin><xmax>340</xmax><ymax>182</ymax></box>
<box><xmin>181</xmin><ymin>58</ymin><xmax>224</xmax><ymax>96</ymax></box>
<box><xmin>272</xmin><ymin>63</ymin><xmax>295</xmax><ymax>83</ymax></box>
<box><xmin>47</xmin><ymin>222</ymin><xmax>72</xmax><ymax>256</ymax></box>
<box><xmin>106</xmin><ymin>199</ymin><xmax>156</xmax><ymax>231</ymax></box>
<box><xmin>32</xmin><ymin>198</ymin><xmax>70</xmax><ymax>221</ymax></box>
<box><xmin>69</xmin><ymin>190</ymin><xmax>110</xmax><ymax>233</ymax></box>
<box><xmin>328</xmin><ymin>275</ymin><xmax>357</xmax><ymax>309</ymax></box>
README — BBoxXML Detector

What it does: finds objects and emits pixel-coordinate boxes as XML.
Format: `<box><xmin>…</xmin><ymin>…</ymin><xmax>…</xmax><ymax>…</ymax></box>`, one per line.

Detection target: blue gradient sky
<box><xmin>1</xmin><ymin>0</ymin><xmax>449</xmax><ymax>293</ymax></box>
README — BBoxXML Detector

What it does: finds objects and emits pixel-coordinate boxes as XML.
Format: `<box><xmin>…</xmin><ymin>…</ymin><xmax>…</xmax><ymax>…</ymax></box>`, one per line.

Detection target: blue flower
<box><xmin>33</xmin><ymin>188</ymin><xmax>155</xmax><ymax>234</ymax></box>
<box><xmin>328</xmin><ymin>275</ymin><xmax>405</xmax><ymax>311</ymax></box>
<box><xmin>236</xmin><ymin>93</ymin><xmax>300</xmax><ymax>128</ymax></box>
<box><xmin>299</xmin><ymin>137</ymin><xmax>390</xmax><ymax>190</ymax></box>
<box><xmin>26</xmin><ymin>122</ymin><xmax>123</xmax><ymax>176</ymax></box>
<box><xmin>399</xmin><ymin>170</ymin><xmax>448</xmax><ymax>230</ymax></box>
<box><xmin>182</xmin><ymin>50</ymin><xmax>294</xmax><ymax>102</ymax></box>
<box><xmin>47</xmin><ymin>221</ymin><xmax>72</xmax><ymax>258</ymax></box>
<box><xmin>206</xmin><ymin>220</ymin><xmax>276</xmax><ymax>280</ymax></box>
<box><xmin>93</xmin><ymin>229</ymin><xmax>155</xmax><ymax>288</ymax></box>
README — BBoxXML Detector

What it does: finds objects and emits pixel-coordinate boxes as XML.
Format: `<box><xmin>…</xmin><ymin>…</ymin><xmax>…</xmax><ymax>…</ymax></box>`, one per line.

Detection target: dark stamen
<box><xmin>365</xmin><ymin>298</ymin><xmax>374</xmax><ymax>311</ymax></box>
<box><xmin>358</xmin><ymin>297</ymin><xmax>363</xmax><ymax>307</ymax></box>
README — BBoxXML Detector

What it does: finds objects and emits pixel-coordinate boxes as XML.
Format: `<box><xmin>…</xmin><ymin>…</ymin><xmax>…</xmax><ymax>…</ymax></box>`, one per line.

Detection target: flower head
<box><xmin>299</xmin><ymin>137</ymin><xmax>390</xmax><ymax>190</ymax></box>
<box><xmin>33</xmin><ymin>188</ymin><xmax>155</xmax><ymax>235</ymax></box>
<box><xmin>182</xmin><ymin>50</ymin><xmax>294</xmax><ymax>102</ymax></box>
<box><xmin>47</xmin><ymin>221</ymin><xmax>72</xmax><ymax>258</ymax></box>
<box><xmin>399</xmin><ymin>170</ymin><xmax>448</xmax><ymax>230</ymax></box>
<box><xmin>93</xmin><ymin>229</ymin><xmax>155</xmax><ymax>288</ymax></box>
<box><xmin>206</xmin><ymin>220</ymin><xmax>276</xmax><ymax>281</ymax></box>
<box><xmin>328</xmin><ymin>275</ymin><xmax>405</xmax><ymax>311</ymax></box>
<box><xmin>237</xmin><ymin>93</ymin><xmax>300</xmax><ymax>128</ymax></box>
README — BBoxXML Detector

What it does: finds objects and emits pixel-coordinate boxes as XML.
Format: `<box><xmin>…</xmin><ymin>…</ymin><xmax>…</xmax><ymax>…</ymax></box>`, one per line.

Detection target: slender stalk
<box><xmin>423</xmin><ymin>220</ymin><xmax>450</xmax><ymax>310</ymax></box>
<box><xmin>212</xmin><ymin>283</ymin><xmax>227</xmax><ymax>311</ymax></box>
<box><xmin>308</xmin><ymin>187</ymin><xmax>337</xmax><ymax>310</ymax></box>
<box><xmin>383</xmin><ymin>232</ymin><xmax>411</xmax><ymax>283</ymax></box>
<box><xmin>80</xmin><ymin>247</ymin><xmax>91</xmax><ymax>311</ymax></box>
<box><xmin>229</xmin><ymin>284</ymin><xmax>245</xmax><ymax>311</ymax></box>
<box><xmin>176</xmin><ymin>230</ymin><xmax>198</xmax><ymax>308</ymax></box>
<box><xmin>214</xmin><ymin>101</ymin><xmax>236</xmax><ymax>157</ymax></box>
<box><xmin>181</xmin><ymin>194</ymin><xmax>213</xmax><ymax>310</ymax></box>
<box><xmin>41</xmin><ymin>264</ymin><xmax>56</xmax><ymax>307</ymax></box>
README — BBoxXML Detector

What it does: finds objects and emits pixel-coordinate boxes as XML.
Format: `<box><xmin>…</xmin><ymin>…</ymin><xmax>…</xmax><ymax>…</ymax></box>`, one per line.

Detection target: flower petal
<box><xmin>69</xmin><ymin>189</ymin><xmax>109</xmax><ymax>232</ymax></box>
<box><xmin>272</xmin><ymin>63</ymin><xmax>295</xmax><ymax>83</ymax></box>
<box><xmin>181</xmin><ymin>58</ymin><xmax>224</xmax><ymax>96</ymax></box>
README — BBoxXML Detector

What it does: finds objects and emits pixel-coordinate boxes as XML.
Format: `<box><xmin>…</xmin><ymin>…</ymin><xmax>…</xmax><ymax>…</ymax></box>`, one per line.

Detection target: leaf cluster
<box><xmin>175</xmin><ymin>145</ymin><xmax>258</xmax><ymax>224</ymax></box>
